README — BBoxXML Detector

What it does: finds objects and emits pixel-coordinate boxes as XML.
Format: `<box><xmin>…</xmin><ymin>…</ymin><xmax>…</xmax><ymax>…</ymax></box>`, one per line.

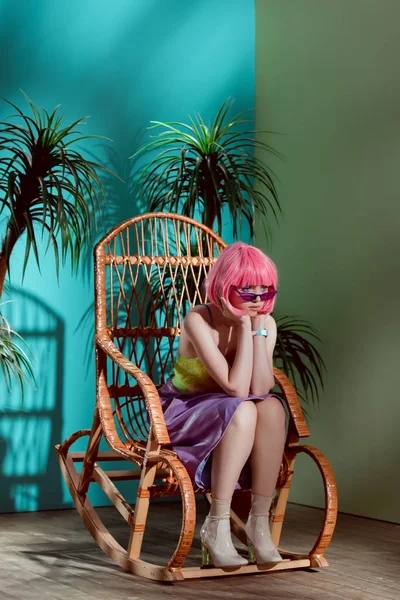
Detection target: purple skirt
<box><xmin>158</xmin><ymin>378</ymin><xmax>288</xmax><ymax>490</ymax></box>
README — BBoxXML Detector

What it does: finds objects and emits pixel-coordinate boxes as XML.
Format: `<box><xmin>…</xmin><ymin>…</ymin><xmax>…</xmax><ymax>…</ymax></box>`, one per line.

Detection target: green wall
<box><xmin>255</xmin><ymin>0</ymin><xmax>400</xmax><ymax>523</ymax></box>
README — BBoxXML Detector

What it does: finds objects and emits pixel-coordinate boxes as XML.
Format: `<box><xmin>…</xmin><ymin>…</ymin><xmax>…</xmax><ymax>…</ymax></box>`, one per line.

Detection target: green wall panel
<box><xmin>255</xmin><ymin>0</ymin><xmax>400</xmax><ymax>523</ymax></box>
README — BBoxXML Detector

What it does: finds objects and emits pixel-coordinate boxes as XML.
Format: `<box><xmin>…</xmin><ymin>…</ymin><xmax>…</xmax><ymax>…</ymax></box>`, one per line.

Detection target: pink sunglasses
<box><xmin>232</xmin><ymin>286</ymin><xmax>277</xmax><ymax>302</ymax></box>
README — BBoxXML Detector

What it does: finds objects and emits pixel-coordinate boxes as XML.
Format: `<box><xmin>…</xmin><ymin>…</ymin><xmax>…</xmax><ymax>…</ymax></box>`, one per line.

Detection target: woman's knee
<box><xmin>256</xmin><ymin>396</ymin><xmax>286</xmax><ymax>426</ymax></box>
<box><xmin>230</xmin><ymin>400</ymin><xmax>258</xmax><ymax>432</ymax></box>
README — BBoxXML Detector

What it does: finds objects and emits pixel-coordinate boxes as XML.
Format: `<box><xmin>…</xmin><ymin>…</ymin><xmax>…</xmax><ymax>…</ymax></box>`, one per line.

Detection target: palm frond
<box><xmin>0</xmin><ymin>302</ymin><xmax>35</xmax><ymax>399</ymax></box>
<box><xmin>0</xmin><ymin>92</ymin><xmax>114</xmax><ymax>284</ymax></box>
<box><xmin>131</xmin><ymin>98</ymin><xmax>282</xmax><ymax>237</ymax></box>
<box><xmin>274</xmin><ymin>313</ymin><xmax>327</xmax><ymax>407</ymax></box>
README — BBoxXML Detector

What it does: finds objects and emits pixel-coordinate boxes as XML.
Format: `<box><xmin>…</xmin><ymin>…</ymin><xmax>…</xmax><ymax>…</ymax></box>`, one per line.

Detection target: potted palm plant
<box><xmin>0</xmin><ymin>92</ymin><xmax>109</xmax><ymax>391</ymax></box>
<box><xmin>131</xmin><ymin>99</ymin><xmax>326</xmax><ymax>410</ymax></box>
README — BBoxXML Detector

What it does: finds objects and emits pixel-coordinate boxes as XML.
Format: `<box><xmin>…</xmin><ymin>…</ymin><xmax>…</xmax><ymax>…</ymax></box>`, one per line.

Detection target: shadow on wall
<box><xmin>77</xmin><ymin>142</ymin><xmax>146</xmax><ymax>377</ymax></box>
<box><xmin>0</xmin><ymin>287</ymin><xmax>64</xmax><ymax>512</ymax></box>
<box><xmin>80</xmin><ymin>132</ymin><xmax>148</xmax><ymax>283</ymax></box>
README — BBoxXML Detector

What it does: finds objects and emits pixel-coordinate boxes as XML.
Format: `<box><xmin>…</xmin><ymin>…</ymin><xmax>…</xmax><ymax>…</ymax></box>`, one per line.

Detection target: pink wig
<box><xmin>204</xmin><ymin>242</ymin><xmax>278</xmax><ymax>316</ymax></box>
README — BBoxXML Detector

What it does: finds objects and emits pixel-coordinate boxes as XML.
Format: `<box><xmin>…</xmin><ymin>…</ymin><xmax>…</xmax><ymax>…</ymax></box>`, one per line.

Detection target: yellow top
<box><xmin>171</xmin><ymin>352</ymin><xmax>218</xmax><ymax>393</ymax></box>
<box><xmin>171</xmin><ymin>304</ymin><xmax>222</xmax><ymax>393</ymax></box>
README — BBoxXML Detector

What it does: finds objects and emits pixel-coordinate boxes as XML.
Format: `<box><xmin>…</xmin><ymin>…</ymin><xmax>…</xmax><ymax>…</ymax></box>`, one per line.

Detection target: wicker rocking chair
<box><xmin>56</xmin><ymin>212</ymin><xmax>337</xmax><ymax>582</ymax></box>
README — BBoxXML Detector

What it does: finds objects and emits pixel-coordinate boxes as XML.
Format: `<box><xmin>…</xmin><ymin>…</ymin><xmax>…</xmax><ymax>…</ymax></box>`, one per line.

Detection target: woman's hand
<box><xmin>251</xmin><ymin>312</ymin><xmax>270</xmax><ymax>330</ymax></box>
<box><xmin>217</xmin><ymin>295</ymin><xmax>251</xmax><ymax>326</ymax></box>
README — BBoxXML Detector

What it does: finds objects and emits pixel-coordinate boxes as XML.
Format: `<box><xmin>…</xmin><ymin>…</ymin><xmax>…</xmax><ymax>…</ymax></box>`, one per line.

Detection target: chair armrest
<box><xmin>96</xmin><ymin>334</ymin><xmax>171</xmax><ymax>446</ymax></box>
<box><xmin>273</xmin><ymin>367</ymin><xmax>310</xmax><ymax>439</ymax></box>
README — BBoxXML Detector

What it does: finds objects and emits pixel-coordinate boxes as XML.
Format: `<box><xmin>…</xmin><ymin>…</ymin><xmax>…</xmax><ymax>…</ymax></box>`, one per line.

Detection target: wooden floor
<box><xmin>0</xmin><ymin>499</ymin><xmax>398</xmax><ymax>600</ymax></box>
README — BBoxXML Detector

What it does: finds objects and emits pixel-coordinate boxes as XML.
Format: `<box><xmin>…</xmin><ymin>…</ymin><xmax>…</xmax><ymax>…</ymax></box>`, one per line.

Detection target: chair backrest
<box><xmin>94</xmin><ymin>213</ymin><xmax>226</xmax><ymax>445</ymax></box>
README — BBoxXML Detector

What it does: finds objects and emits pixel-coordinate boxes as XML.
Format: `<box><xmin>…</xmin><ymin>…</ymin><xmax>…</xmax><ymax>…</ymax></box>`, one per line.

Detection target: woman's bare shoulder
<box><xmin>189</xmin><ymin>303</ymin><xmax>210</xmax><ymax>313</ymax></box>
<box><xmin>180</xmin><ymin>304</ymin><xmax>216</xmax><ymax>356</ymax></box>
<box><xmin>184</xmin><ymin>303</ymin><xmax>212</xmax><ymax>326</ymax></box>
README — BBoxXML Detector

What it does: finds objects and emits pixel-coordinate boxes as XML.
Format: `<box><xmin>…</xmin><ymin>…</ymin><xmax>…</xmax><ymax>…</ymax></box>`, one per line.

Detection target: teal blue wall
<box><xmin>0</xmin><ymin>0</ymin><xmax>255</xmax><ymax>512</ymax></box>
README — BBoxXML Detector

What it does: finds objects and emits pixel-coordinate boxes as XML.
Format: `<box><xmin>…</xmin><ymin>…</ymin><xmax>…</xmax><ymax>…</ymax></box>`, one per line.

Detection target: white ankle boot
<box><xmin>200</xmin><ymin>515</ymin><xmax>249</xmax><ymax>568</ymax></box>
<box><xmin>246</xmin><ymin>514</ymin><xmax>282</xmax><ymax>564</ymax></box>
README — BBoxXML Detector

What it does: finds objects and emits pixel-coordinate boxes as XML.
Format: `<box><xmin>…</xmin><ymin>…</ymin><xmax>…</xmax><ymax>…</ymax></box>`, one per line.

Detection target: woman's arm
<box><xmin>183</xmin><ymin>307</ymin><xmax>253</xmax><ymax>397</ymax></box>
<box><xmin>250</xmin><ymin>314</ymin><xmax>277</xmax><ymax>396</ymax></box>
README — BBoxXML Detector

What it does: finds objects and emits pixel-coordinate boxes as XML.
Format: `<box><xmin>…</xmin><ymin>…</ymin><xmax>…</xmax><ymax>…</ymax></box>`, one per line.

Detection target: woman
<box><xmin>158</xmin><ymin>242</ymin><xmax>287</xmax><ymax>568</ymax></box>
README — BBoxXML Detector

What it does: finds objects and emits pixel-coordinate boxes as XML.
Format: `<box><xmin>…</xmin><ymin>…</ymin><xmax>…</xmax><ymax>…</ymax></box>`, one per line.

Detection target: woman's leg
<box><xmin>246</xmin><ymin>396</ymin><xmax>287</xmax><ymax>564</ymax></box>
<box><xmin>250</xmin><ymin>396</ymin><xmax>286</xmax><ymax>496</ymax></box>
<box><xmin>211</xmin><ymin>400</ymin><xmax>258</xmax><ymax>501</ymax></box>
<box><xmin>200</xmin><ymin>401</ymin><xmax>258</xmax><ymax>567</ymax></box>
